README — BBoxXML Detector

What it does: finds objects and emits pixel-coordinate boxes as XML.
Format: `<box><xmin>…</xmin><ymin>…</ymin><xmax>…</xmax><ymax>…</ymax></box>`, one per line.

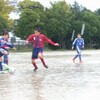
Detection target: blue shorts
<box><xmin>0</xmin><ymin>52</ymin><xmax>4</xmax><ymax>57</ymax></box>
<box><xmin>0</xmin><ymin>48</ymin><xmax>7</xmax><ymax>57</ymax></box>
<box><xmin>32</xmin><ymin>48</ymin><xmax>43</xmax><ymax>59</ymax></box>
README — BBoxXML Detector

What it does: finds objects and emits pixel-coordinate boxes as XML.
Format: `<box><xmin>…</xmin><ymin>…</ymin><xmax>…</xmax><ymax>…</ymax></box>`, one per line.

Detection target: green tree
<box><xmin>16</xmin><ymin>0</ymin><xmax>44</xmax><ymax>39</ymax></box>
<box><xmin>81</xmin><ymin>10</ymin><xmax>100</xmax><ymax>48</ymax></box>
<box><xmin>70</xmin><ymin>2</ymin><xmax>100</xmax><ymax>48</ymax></box>
<box><xmin>0</xmin><ymin>0</ymin><xmax>14</xmax><ymax>29</ymax></box>
<box><xmin>0</xmin><ymin>16</ymin><xmax>8</xmax><ymax>33</ymax></box>
<box><xmin>42</xmin><ymin>1</ymin><xmax>72</xmax><ymax>49</ymax></box>
<box><xmin>95</xmin><ymin>8</ymin><xmax>100</xmax><ymax>15</ymax></box>
<box><xmin>16</xmin><ymin>0</ymin><xmax>100</xmax><ymax>49</ymax></box>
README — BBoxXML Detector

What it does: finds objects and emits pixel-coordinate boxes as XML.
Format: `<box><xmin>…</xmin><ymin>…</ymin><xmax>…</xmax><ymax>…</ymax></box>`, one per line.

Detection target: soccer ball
<box><xmin>9</xmin><ymin>67</ymin><xmax>15</xmax><ymax>74</ymax></box>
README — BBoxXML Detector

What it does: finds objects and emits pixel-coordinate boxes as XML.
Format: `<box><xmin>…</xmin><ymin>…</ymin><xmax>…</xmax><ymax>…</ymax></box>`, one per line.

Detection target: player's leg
<box><xmin>78</xmin><ymin>51</ymin><xmax>83</xmax><ymax>63</ymax></box>
<box><xmin>38</xmin><ymin>48</ymin><xmax>48</xmax><ymax>68</ymax></box>
<box><xmin>3</xmin><ymin>54</ymin><xmax>8</xmax><ymax>65</ymax></box>
<box><xmin>0</xmin><ymin>52</ymin><xmax>3</xmax><ymax>72</ymax></box>
<box><xmin>32</xmin><ymin>48</ymin><xmax>38</xmax><ymax>71</ymax></box>
<box><xmin>0</xmin><ymin>50</ymin><xmax>8</xmax><ymax>73</ymax></box>
<box><xmin>73</xmin><ymin>54</ymin><xmax>78</xmax><ymax>63</ymax></box>
<box><xmin>73</xmin><ymin>46</ymin><xmax>79</xmax><ymax>63</ymax></box>
<box><xmin>0</xmin><ymin>57</ymin><xmax>3</xmax><ymax>71</ymax></box>
<box><xmin>32</xmin><ymin>59</ymin><xmax>38</xmax><ymax>71</ymax></box>
<box><xmin>77</xmin><ymin>47</ymin><xmax>82</xmax><ymax>63</ymax></box>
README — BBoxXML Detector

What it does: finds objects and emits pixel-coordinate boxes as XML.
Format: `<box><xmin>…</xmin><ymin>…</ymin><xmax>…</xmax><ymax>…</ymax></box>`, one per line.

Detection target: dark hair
<box><xmin>34</xmin><ymin>27</ymin><xmax>41</xmax><ymax>32</ymax></box>
<box><xmin>77</xmin><ymin>33</ymin><xmax>81</xmax><ymax>36</ymax></box>
<box><xmin>2</xmin><ymin>29</ymin><xmax>8</xmax><ymax>35</ymax></box>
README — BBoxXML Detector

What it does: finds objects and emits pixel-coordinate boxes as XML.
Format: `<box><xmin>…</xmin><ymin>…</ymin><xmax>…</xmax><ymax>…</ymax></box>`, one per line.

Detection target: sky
<box><xmin>9</xmin><ymin>0</ymin><xmax>100</xmax><ymax>19</ymax></box>
<box><xmin>34</xmin><ymin>0</ymin><xmax>100</xmax><ymax>11</ymax></box>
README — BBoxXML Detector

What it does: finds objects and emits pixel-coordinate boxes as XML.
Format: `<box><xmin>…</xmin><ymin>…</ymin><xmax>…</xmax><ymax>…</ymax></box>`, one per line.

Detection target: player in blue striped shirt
<box><xmin>72</xmin><ymin>34</ymin><xmax>84</xmax><ymax>63</ymax></box>
<box><xmin>0</xmin><ymin>30</ymin><xmax>16</xmax><ymax>73</ymax></box>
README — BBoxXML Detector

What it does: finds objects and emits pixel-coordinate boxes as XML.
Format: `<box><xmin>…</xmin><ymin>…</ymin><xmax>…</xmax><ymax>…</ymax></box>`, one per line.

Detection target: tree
<box><xmin>70</xmin><ymin>2</ymin><xmax>100</xmax><ymax>48</ymax></box>
<box><xmin>0</xmin><ymin>0</ymin><xmax>14</xmax><ymax>28</ymax></box>
<box><xmin>15</xmin><ymin>0</ymin><xmax>100</xmax><ymax>49</ymax></box>
<box><xmin>0</xmin><ymin>16</ymin><xmax>8</xmax><ymax>33</ymax></box>
<box><xmin>16</xmin><ymin>0</ymin><xmax>44</xmax><ymax>39</ymax></box>
<box><xmin>81</xmin><ymin>10</ymin><xmax>100</xmax><ymax>48</ymax></box>
<box><xmin>95</xmin><ymin>8</ymin><xmax>100</xmax><ymax>15</ymax></box>
<box><xmin>42</xmin><ymin>1</ymin><xmax>72</xmax><ymax>49</ymax></box>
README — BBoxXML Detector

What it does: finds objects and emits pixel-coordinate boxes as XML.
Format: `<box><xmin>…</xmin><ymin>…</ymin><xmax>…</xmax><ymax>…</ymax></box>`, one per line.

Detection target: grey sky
<box><xmin>34</xmin><ymin>0</ymin><xmax>100</xmax><ymax>11</ymax></box>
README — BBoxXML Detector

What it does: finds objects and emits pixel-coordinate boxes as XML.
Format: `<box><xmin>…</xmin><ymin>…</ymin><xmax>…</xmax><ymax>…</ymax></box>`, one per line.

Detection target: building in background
<box><xmin>8</xmin><ymin>32</ymin><xmax>25</xmax><ymax>46</ymax></box>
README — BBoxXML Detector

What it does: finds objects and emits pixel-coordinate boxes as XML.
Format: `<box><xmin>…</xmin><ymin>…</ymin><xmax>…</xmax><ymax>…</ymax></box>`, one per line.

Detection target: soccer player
<box><xmin>26</xmin><ymin>27</ymin><xmax>59</xmax><ymax>71</ymax></box>
<box><xmin>72</xmin><ymin>34</ymin><xmax>84</xmax><ymax>63</ymax></box>
<box><xmin>0</xmin><ymin>30</ymin><xmax>16</xmax><ymax>73</ymax></box>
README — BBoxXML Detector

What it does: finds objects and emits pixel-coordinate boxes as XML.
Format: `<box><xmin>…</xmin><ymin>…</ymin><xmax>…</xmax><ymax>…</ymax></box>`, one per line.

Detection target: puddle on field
<box><xmin>0</xmin><ymin>51</ymin><xmax>100</xmax><ymax>100</ymax></box>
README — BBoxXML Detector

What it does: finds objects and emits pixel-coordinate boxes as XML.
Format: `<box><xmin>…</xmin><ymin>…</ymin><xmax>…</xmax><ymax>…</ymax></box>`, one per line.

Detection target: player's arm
<box><xmin>82</xmin><ymin>38</ymin><xmax>85</xmax><ymax>48</ymax></box>
<box><xmin>6</xmin><ymin>43</ymin><xmax>16</xmax><ymax>50</ymax></box>
<box><xmin>2</xmin><ymin>43</ymin><xmax>16</xmax><ymax>51</ymax></box>
<box><xmin>26</xmin><ymin>34</ymin><xmax>33</xmax><ymax>44</ymax></box>
<box><xmin>43</xmin><ymin>35</ymin><xmax>59</xmax><ymax>46</ymax></box>
<box><xmin>72</xmin><ymin>38</ymin><xmax>77</xmax><ymax>49</ymax></box>
<box><xmin>6</xmin><ymin>43</ymin><xmax>13</xmax><ymax>48</ymax></box>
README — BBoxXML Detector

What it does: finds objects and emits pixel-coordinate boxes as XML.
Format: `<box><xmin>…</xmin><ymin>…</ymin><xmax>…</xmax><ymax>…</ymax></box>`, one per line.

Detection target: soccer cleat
<box><xmin>0</xmin><ymin>71</ymin><xmax>8</xmax><ymax>74</ymax></box>
<box><xmin>80</xmin><ymin>61</ymin><xmax>83</xmax><ymax>63</ymax></box>
<box><xmin>0</xmin><ymin>71</ymin><xmax>2</xmax><ymax>74</ymax></box>
<box><xmin>44</xmin><ymin>65</ymin><xmax>48</xmax><ymax>68</ymax></box>
<box><xmin>34</xmin><ymin>67</ymin><xmax>38</xmax><ymax>71</ymax></box>
<box><xmin>72</xmin><ymin>58</ymin><xmax>75</xmax><ymax>63</ymax></box>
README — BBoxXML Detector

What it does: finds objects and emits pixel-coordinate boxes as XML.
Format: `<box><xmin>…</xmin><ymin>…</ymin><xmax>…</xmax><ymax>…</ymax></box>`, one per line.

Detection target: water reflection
<box><xmin>0</xmin><ymin>51</ymin><xmax>100</xmax><ymax>100</ymax></box>
<box><xmin>31</xmin><ymin>74</ymin><xmax>44</xmax><ymax>100</ymax></box>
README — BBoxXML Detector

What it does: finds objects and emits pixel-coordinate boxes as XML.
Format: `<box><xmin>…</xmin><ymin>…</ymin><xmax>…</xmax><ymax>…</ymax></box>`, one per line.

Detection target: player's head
<box><xmin>77</xmin><ymin>34</ymin><xmax>81</xmax><ymax>38</ymax></box>
<box><xmin>2</xmin><ymin>29</ymin><xmax>9</xmax><ymax>39</ymax></box>
<box><xmin>34</xmin><ymin>27</ymin><xmax>41</xmax><ymax>35</ymax></box>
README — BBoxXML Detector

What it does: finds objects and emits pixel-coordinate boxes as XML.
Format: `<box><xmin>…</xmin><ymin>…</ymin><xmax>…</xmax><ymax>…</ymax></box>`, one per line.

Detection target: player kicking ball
<box><xmin>0</xmin><ymin>29</ymin><xmax>16</xmax><ymax>73</ymax></box>
<box><xmin>26</xmin><ymin>27</ymin><xmax>59</xmax><ymax>71</ymax></box>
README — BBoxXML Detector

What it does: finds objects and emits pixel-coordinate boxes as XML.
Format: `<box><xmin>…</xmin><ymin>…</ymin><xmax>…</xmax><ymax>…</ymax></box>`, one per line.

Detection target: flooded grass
<box><xmin>0</xmin><ymin>50</ymin><xmax>100</xmax><ymax>100</ymax></box>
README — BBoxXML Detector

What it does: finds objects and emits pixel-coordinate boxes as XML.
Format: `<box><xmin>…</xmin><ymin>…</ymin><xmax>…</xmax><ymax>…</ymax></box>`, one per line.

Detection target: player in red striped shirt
<box><xmin>26</xmin><ymin>27</ymin><xmax>59</xmax><ymax>71</ymax></box>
